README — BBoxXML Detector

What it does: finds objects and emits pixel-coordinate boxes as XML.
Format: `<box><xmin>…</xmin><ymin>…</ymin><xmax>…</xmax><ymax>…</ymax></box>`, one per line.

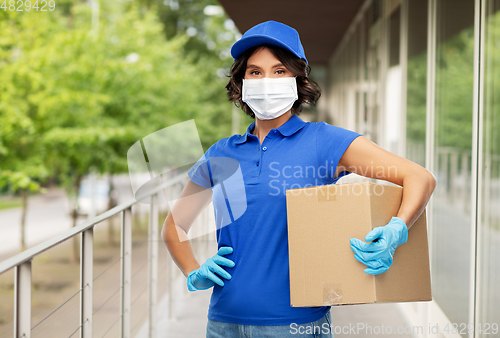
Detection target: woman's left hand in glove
<box><xmin>349</xmin><ymin>217</ymin><xmax>408</xmax><ymax>275</ymax></box>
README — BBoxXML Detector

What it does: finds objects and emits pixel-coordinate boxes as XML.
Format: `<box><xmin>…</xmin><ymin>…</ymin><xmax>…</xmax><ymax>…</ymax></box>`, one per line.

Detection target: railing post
<box><xmin>148</xmin><ymin>194</ymin><xmax>158</xmax><ymax>338</ymax></box>
<box><xmin>14</xmin><ymin>261</ymin><xmax>32</xmax><ymax>338</ymax></box>
<box><xmin>120</xmin><ymin>208</ymin><xmax>132</xmax><ymax>338</ymax></box>
<box><xmin>80</xmin><ymin>228</ymin><xmax>93</xmax><ymax>338</ymax></box>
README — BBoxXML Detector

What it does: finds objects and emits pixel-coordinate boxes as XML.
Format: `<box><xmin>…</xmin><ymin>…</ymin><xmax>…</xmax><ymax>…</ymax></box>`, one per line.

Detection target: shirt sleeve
<box><xmin>315</xmin><ymin>122</ymin><xmax>362</xmax><ymax>183</ymax></box>
<box><xmin>187</xmin><ymin>147</ymin><xmax>214</xmax><ymax>189</ymax></box>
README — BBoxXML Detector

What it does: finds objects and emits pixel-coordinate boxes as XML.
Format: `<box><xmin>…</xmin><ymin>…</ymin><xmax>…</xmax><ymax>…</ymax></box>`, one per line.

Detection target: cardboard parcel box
<box><xmin>286</xmin><ymin>182</ymin><xmax>431</xmax><ymax>307</ymax></box>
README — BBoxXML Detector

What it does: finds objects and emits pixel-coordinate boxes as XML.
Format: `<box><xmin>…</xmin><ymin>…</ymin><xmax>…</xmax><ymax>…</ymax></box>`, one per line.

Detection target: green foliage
<box><xmin>140</xmin><ymin>0</ymin><xmax>237</xmax><ymax>60</ymax></box>
<box><xmin>0</xmin><ymin>0</ymin><xmax>242</xmax><ymax>197</ymax></box>
<box><xmin>0</xmin><ymin>198</ymin><xmax>22</xmax><ymax>211</ymax></box>
<box><xmin>484</xmin><ymin>10</ymin><xmax>500</xmax><ymax>158</ymax></box>
<box><xmin>406</xmin><ymin>51</ymin><xmax>427</xmax><ymax>145</ymax></box>
<box><xmin>406</xmin><ymin>26</ymin><xmax>477</xmax><ymax>152</ymax></box>
<box><xmin>435</xmin><ymin>27</ymin><xmax>474</xmax><ymax>151</ymax></box>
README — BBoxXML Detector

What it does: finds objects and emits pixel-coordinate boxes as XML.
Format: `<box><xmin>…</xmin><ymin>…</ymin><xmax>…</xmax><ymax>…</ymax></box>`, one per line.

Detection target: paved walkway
<box><xmin>0</xmin><ymin>174</ymin><xmax>135</xmax><ymax>257</ymax></box>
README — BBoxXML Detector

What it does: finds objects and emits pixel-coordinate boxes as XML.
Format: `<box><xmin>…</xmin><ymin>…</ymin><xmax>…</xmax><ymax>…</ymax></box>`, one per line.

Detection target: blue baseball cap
<box><xmin>231</xmin><ymin>20</ymin><xmax>308</xmax><ymax>64</ymax></box>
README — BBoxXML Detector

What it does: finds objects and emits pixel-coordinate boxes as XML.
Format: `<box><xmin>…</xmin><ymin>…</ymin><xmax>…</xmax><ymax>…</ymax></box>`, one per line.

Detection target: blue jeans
<box><xmin>206</xmin><ymin>310</ymin><xmax>334</xmax><ymax>338</ymax></box>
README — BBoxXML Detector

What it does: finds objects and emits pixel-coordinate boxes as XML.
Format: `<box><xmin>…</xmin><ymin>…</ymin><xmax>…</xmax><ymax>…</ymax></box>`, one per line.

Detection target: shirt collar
<box><xmin>234</xmin><ymin>115</ymin><xmax>306</xmax><ymax>145</ymax></box>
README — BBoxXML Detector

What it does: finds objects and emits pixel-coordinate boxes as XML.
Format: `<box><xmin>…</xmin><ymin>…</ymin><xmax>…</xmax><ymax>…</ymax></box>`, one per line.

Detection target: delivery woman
<box><xmin>161</xmin><ymin>20</ymin><xmax>436</xmax><ymax>338</ymax></box>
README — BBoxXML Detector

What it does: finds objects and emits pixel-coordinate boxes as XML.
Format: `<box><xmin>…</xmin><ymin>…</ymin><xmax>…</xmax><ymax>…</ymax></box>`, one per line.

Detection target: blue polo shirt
<box><xmin>188</xmin><ymin>115</ymin><xmax>361</xmax><ymax>325</ymax></box>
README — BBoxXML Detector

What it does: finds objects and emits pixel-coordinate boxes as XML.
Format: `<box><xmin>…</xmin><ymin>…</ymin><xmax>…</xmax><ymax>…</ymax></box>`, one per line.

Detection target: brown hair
<box><xmin>225</xmin><ymin>44</ymin><xmax>321</xmax><ymax>118</ymax></box>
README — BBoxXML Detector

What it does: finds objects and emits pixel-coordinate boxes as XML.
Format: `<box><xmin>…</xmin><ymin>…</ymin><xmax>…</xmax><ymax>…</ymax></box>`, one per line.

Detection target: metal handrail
<box><xmin>0</xmin><ymin>173</ymin><xmax>186</xmax><ymax>275</ymax></box>
<box><xmin>0</xmin><ymin>172</ymin><xmax>189</xmax><ymax>338</ymax></box>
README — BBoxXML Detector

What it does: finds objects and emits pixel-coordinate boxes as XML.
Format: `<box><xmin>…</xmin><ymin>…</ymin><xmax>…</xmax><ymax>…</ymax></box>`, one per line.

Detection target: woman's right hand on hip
<box><xmin>186</xmin><ymin>246</ymin><xmax>235</xmax><ymax>291</ymax></box>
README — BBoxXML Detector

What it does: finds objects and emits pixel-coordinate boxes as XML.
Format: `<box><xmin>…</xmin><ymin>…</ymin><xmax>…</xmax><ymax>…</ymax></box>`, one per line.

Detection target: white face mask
<box><xmin>242</xmin><ymin>77</ymin><xmax>298</xmax><ymax>120</ymax></box>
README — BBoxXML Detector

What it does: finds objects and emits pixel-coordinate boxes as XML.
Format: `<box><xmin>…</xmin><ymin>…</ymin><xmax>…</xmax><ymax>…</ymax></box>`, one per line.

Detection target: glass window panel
<box><xmin>479</xmin><ymin>0</ymin><xmax>500</xmax><ymax>335</ymax></box>
<box><xmin>389</xmin><ymin>7</ymin><xmax>401</xmax><ymax>68</ymax></box>
<box><xmin>433</xmin><ymin>0</ymin><xmax>475</xmax><ymax>330</ymax></box>
<box><xmin>406</xmin><ymin>0</ymin><xmax>428</xmax><ymax>167</ymax></box>
<box><xmin>386</xmin><ymin>6</ymin><xmax>401</xmax><ymax>154</ymax></box>
<box><xmin>364</xmin><ymin>5</ymin><xmax>373</xmax><ymax>81</ymax></box>
<box><xmin>366</xmin><ymin>7</ymin><xmax>382</xmax><ymax>144</ymax></box>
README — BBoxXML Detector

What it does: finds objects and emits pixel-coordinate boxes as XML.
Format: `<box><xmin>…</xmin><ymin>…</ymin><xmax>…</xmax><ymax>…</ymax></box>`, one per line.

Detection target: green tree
<box><xmin>406</xmin><ymin>26</ymin><xmax>476</xmax><ymax>152</ymax></box>
<box><xmin>0</xmin><ymin>0</ymin><xmax>243</xmax><ymax>256</ymax></box>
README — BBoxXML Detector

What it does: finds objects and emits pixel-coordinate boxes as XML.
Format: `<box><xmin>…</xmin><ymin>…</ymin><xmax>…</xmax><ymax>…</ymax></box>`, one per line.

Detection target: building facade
<box><xmin>220</xmin><ymin>1</ymin><xmax>500</xmax><ymax>337</ymax></box>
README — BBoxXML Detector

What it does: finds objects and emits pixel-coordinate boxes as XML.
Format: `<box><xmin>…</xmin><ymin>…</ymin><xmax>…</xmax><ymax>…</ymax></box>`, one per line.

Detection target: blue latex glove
<box><xmin>349</xmin><ymin>217</ymin><xmax>408</xmax><ymax>275</ymax></box>
<box><xmin>187</xmin><ymin>246</ymin><xmax>235</xmax><ymax>291</ymax></box>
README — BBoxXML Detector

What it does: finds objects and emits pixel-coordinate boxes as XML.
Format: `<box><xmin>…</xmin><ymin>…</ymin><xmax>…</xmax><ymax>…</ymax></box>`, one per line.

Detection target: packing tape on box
<box><xmin>317</xmin><ymin>185</ymin><xmax>337</xmax><ymax>202</ymax></box>
<box><xmin>322</xmin><ymin>283</ymin><xmax>343</xmax><ymax>305</ymax></box>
